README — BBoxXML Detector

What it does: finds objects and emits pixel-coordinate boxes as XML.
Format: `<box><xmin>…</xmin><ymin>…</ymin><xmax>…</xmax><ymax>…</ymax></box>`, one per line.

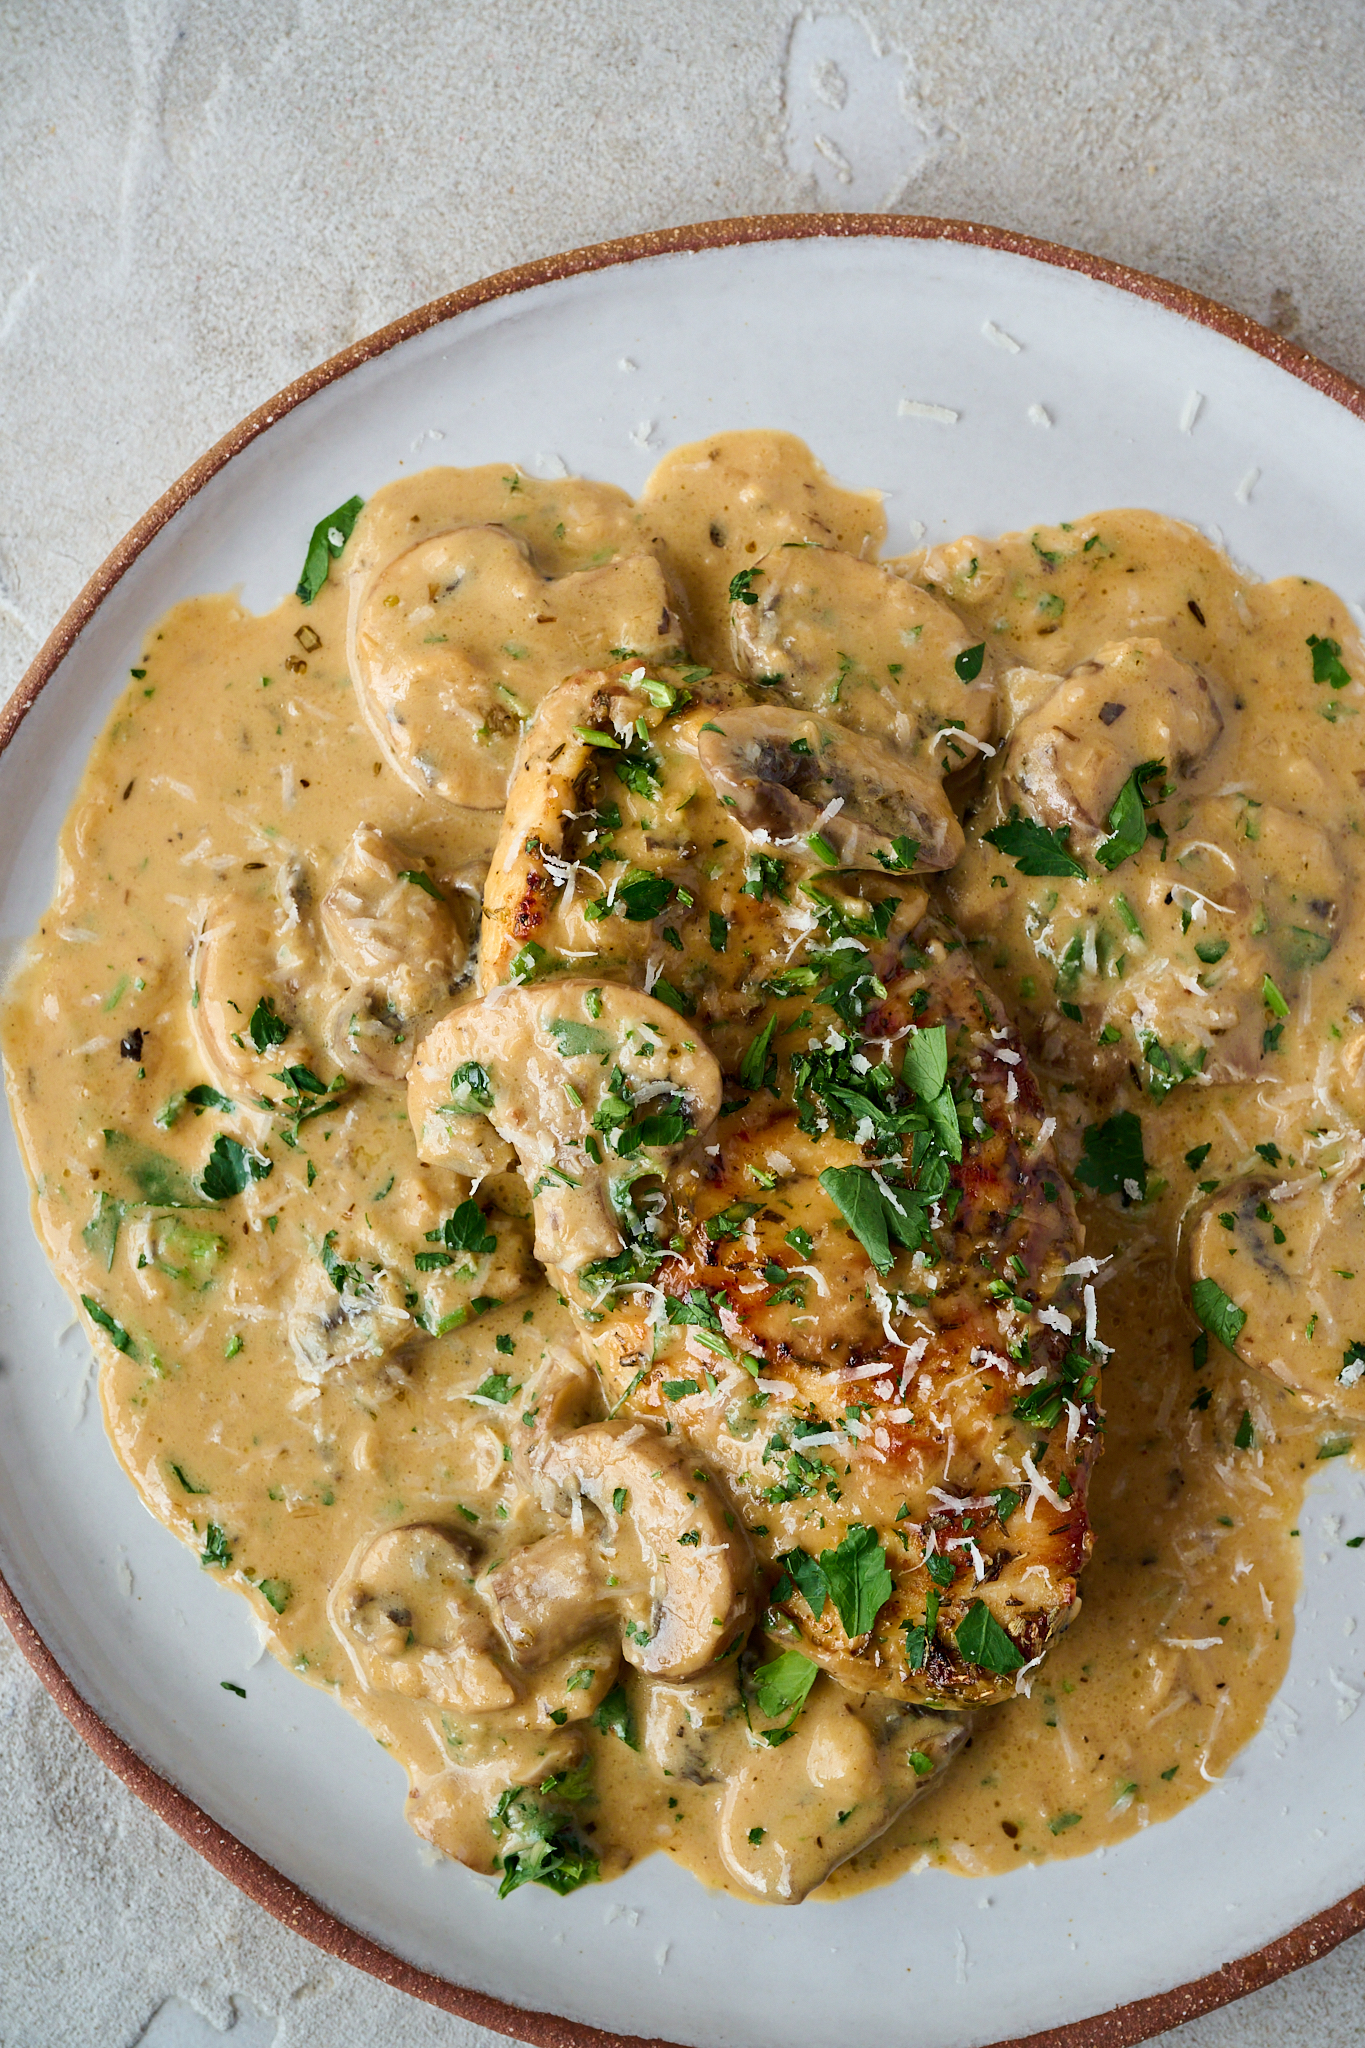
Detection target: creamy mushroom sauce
<box><xmin>5</xmin><ymin>432</ymin><xmax>1363</xmax><ymax>1903</ymax></box>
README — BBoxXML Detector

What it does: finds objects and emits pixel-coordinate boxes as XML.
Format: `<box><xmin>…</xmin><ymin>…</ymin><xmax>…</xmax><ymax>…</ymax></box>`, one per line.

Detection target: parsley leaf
<box><xmin>983</xmin><ymin>813</ymin><xmax>1087</xmax><ymax>880</ymax></box>
<box><xmin>818</xmin><ymin>1524</ymin><xmax>893</xmax><ymax>1638</ymax></box>
<box><xmin>739</xmin><ymin>1013</ymin><xmax>778</xmax><ymax>1091</ymax></box>
<box><xmin>751</xmin><ymin>1649</ymin><xmax>819</xmax><ymax>1721</ymax></box>
<box><xmin>901</xmin><ymin>1022</ymin><xmax>948</xmax><ymax>1101</ymax></box>
<box><xmin>777</xmin><ymin>1547</ymin><xmax>829</xmax><ymax>1616</ymax></box>
<box><xmin>1191</xmin><ymin>1276</ymin><xmax>1247</xmax><ymax>1352</ymax></box>
<box><xmin>449</xmin><ymin>1060</ymin><xmax>493</xmax><ymax>1112</ymax></box>
<box><xmin>248</xmin><ymin>996</ymin><xmax>289</xmax><ymax>1053</ymax></box>
<box><xmin>1074</xmin><ymin>1110</ymin><xmax>1147</xmax><ymax>1200</ymax></box>
<box><xmin>651</xmin><ymin>977</ymin><xmax>695</xmax><ymax>1017</ymax></box>
<box><xmin>1095</xmin><ymin>759</ymin><xmax>1164</xmax><ymax>871</ymax></box>
<box><xmin>954</xmin><ymin>1599</ymin><xmax>1024</xmax><ymax>1673</ymax></box>
<box><xmin>80</xmin><ymin>1294</ymin><xmax>136</xmax><ymax>1356</ymax></box>
<box><xmin>491</xmin><ymin>1783</ymin><xmax>599</xmax><ymax>1899</ymax></box>
<box><xmin>543</xmin><ymin>1017</ymin><xmax>613</xmax><ymax>1059</ymax></box>
<box><xmin>1308</xmin><ymin>633</ymin><xmax>1352</xmax><ymax>689</ymax></box>
<box><xmin>200</xmin><ymin>1133</ymin><xmax>273</xmax><ymax>1202</ymax></box>
<box><xmin>296</xmin><ymin>494</ymin><xmax>364</xmax><ymax>604</ymax></box>
<box><xmin>397</xmin><ymin>868</ymin><xmax>443</xmax><ymax>900</ymax></box>
<box><xmin>729</xmin><ymin>566</ymin><xmax>763</xmax><ymax>606</ymax></box>
<box><xmin>819</xmin><ymin>1165</ymin><xmax>896</xmax><ymax>1274</ymax></box>
<box><xmin>617</xmin><ymin>871</ymin><xmax>674</xmax><ymax>922</ymax></box>
<box><xmin>590</xmin><ymin>1682</ymin><xmax>638</xmax><ymax>1748</ymax></box>
<box><xmin>873</xmin><ymin>834</ymin><xmax>921</xmax><ymax>872</ymax></box>
<box><xmin>472</xmin><ymin>1372</ymin><xmax>519</xmax><ymax>1404</ymax></box>
<box><xmin>185</xmin><ymin>1084</ymin><xmax>235</xmax><ymax>1114</ymax></box>
<box><xmin>954</xmin><ymin>642</ymin><xmax>986</xmax><ymax>682</ymax></box>
<box><xmin>441</xmin><ymin>1202</ymin><xmax>498</xmax><ymax>1257</ymax></box>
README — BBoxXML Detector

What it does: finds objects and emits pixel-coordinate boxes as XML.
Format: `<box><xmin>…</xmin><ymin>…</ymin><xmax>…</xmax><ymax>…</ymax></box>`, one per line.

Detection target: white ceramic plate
<box><xmin>5</xmin><ymin>219</ymin><xmax>1365</xmax><ymax>2048</ymax></box>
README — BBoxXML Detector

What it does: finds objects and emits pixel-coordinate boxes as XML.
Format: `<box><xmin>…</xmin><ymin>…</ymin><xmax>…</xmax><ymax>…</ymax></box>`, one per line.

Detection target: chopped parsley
<box><xmin>954</xmin><ymin>1600</ymin><xmax>1024</xmax><ymax>1673</ymax></box>
<box><xmin>818</xmin><ymin>1524</ymin><xmax>894</xmax><ymax>1639</ymax></box>
<box><xmin>983</xmin><ymin>813</ymin><xmax>1087</xmax><ymax>880</ymax></box>
<box><xmin>490</xmin><ymin>1776</ymin><xmax>599</xmax><ymax>1898</ymax></box>
<box><xmin>397</xmin><ymin>868</ymin><xmax>443</xmax><ymax>900</ymax></box>
<box><xmin>1308</xmin><ymin>634</ymin><xmax>1352</xmax><ymax>689</ymax></box>
<box><xmin>544</xmin><ymin>1017</ymin><xmax>613</xmax><ymax>1059</ymax></box>
<box><xmin>296</xmin><ymin>494</ymin><xmax>364</xmax><ymax>604</ymax></box>
<box><xmin>751</xmin><ymin>1648</ymin><xmax>819</xmax><ymax>1737</ymax></box>
<box><xmin>248</xmin><ymin>996</ymin><xmax>289</xmax><ymax>1053</ymax></box>
<box><xmin>80</xmin><ymin>1294</ymin><xmax>135</xmax><ymax>1356</ymax></box>
<box><xmin>591</xmin><ymin>1682</ymin><xmax>638</xmax><ymax>1748</ymax></box>
<box><xmin>472</xmin><ymin>1373</ymin><xmax>519</xmax><ymax>1404</ymax></box>
<box><xmin>1192</xmin><ymin>1276</ymin><xmax>1247</xmax><ymax>1353</ymax></box>
<box><xmin>200</xmin><ymin>1133</ymin><xmax>273</xmax><ymax>1202</ymax></box>
<box><xmin>449</xmin><ymin>1060</ymin><xmax>493</xmax><ymax>1112</ymax></box>
<box><xmin>1073</xmin><ymin>1110</ymin><xmax>1147</xmax><ymax>1201</ymax></box>
<box><xmin>1095</xmin><ymin>759</ymin><xmax>1165</xmax><ymax>871</ymax></box>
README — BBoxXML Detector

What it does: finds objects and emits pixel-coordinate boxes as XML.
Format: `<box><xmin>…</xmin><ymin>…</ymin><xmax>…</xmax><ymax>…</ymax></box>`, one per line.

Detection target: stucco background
<box><xmin>4</xmin><ymin>3</ymin><xmax>1365</xmax><ymax>2043</ymax></box>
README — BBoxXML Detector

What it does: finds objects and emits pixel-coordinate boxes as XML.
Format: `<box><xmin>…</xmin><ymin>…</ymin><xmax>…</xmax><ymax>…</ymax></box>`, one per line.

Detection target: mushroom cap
<box><xmin>349</xmin><ymin>525</ymin><xmax>683</xmax><ymax>810</ymax></box>
<box><xmin>321</xmin><ymin>823</ymin><xmax>468</xmax><ymax>1000</ymax></box>
<box><xmin>717</xmin><ymin>1677</ymin><xmax>966</xmax><ymax>1901</ymax></box>
<box><xmin>539</xmin><ymin>1420</ymin><xmax>754</xmax><ymax>1678</ymax></box>
<box><xmin>189</xmin><ymin>879</ymin><xmax>314</xmax><ymax>1102</ymax></box>
<box><xmin>1002</xmin><ymin>638</ymin><xmax>1223</xmax><ymax>843</ymax></box>
<box><xmin>1190</xmin><ymin>1162</ymin><xmax>1365</xmax><ymax>1418</ymax></box>
<box><xmin>329</xmin><ymin>1524</ymin><xmax>518</xmax><ymax>1713</ymax></box>
<box><xmin>319</xmin><ymin>824</ymin><xmax>472</xmax><ymax>1084</ymax></box>
<box><xmin>408</xmin><ymin>980</ymin><xmax>722</xmax><ymax>1273</ymax></box>
<box><xmin>482</xmin><ymin>1532</ymin><xmax>617</xmax><ymax>1666</ymax></box>
<box><xmin>727</xmin><ymin>540</ymin><xmax>996</xmax><ymax>764</ymax></box>
<box><xmin>688</xmin><ymin>703</ymin><xmax>964</xmax><ymax>872</ymax></box>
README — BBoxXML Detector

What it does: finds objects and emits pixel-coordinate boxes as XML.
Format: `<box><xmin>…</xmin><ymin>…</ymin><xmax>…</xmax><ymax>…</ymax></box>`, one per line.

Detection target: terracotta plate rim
<box><xmin>4</xmin><ymin>211</ymin><xmax>1365</xmax><ymax>2048</ymax></box>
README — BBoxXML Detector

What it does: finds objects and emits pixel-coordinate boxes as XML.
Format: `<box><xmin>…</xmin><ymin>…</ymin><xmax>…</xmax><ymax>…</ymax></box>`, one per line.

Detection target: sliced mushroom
<box><xmin>509</xmin><ymin>1349</ymin><xmax>610</xmax><ymax>1522</ymax></box>
<box><xmin>1001</xmin><ymin>638</ymin><xmax>1223</xmax><ymax>844</ymax></box>
<box><xmin>321</xmin><ymin>822</ymin><xmax>470</xmax><ymax>1002</ymax></box>
<box><xmin>319</xmin><ymin>824</ymin><xmax>473</xmax><ymax>1084</ymax></box>
<box><xmin>717</xmin><ymin>1677</ymin><xmax>966</xmax><ymax>1901</ymax></box>
<box><xmin>685</xmin><ymin>704</ymin><xmax>963</xmax><ymax>872</ymax></box>
<box><xmin>286</xmin><ymin>1253</ymin><xmax>416</xmax><ymax>1392</ymax></box>
<box><xmin>640</xmin><ymin>1668</ymin><xmax>745</xmax><ymax>1784</ymax></box>
<box><xmin>483</xmin><ymin>1533</ymin><xmax>617</xmax><ymax>1665</ymax></box>
<box><xmin>349</xmin><ymin>525</ymin><xmax>683</xmax><ymax>810</ymax></box>
<box><xmin>330</xmin><ymin>1524</ymin><xmax>518</xmax><ymax>1712</ymax></box>
<box><xmin>1190</xmin><ymin>1165</ymin><xmax>1365</xmax><ymax>1418</ymax></box>
<box><xmin>539</xmin><ymin>1420</ymin><xmax>753</xmax><ymax>1677</ymax></box>
<box><xmin>951</xmin><ymin>785</ymin><xmax>1342</xmax><ymax>1091</ymax></box>
<box><xmin>408</xmin><ymin>980</ymin><xmax>722</xmax><ymax>1274</ymax></box>
<box><xmin>405</xmin><ymin>1726</ymin><xmax>587</xmax><ymax>1874</ymax></box>
<box><xmin>728</xmin><ymin>541</ymin><xmax>996</xmax><ymax>763</ymax></box>
<box><xmin>189</xmin><ymin>881</ymin><xmax>315</xmax><ymax>1101</ymax></box>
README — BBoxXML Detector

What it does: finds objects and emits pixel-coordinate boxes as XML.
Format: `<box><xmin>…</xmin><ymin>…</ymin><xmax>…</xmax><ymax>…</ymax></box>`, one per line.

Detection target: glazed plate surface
<box><xmin>3</xmin><ymin>222</ymin><xmax>1365</xmax><ymax>2048</ymax></box>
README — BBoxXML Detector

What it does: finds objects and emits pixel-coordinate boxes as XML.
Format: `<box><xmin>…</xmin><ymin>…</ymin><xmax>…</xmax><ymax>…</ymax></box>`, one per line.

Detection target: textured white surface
<box><xmin>5</xmin><ymin>4</ymin><xmax>1365</xmax><ymax>2045</ymax></box>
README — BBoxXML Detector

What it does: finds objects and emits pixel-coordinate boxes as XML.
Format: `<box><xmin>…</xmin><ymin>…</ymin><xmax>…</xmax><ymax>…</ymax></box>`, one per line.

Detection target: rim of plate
<box><xmin>3</xmin><ymin>212</ymin><xmax>1365</xmax><ymax>2048</ymax></box>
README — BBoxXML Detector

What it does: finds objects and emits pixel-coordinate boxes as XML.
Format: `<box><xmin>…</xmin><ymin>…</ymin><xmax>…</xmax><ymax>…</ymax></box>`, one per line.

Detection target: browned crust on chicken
<box><xmin>561</xmin><ymin>913</ymin><xmax>1101</xmax><ymax>1709</ymax></box>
